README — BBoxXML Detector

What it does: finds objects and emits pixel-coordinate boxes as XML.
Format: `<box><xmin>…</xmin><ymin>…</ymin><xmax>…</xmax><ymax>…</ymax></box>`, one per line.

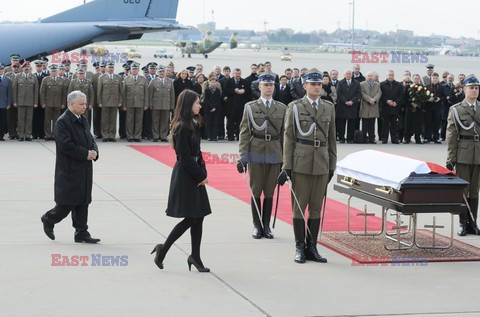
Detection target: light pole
<box><xmin>351</xmin><ymin>0</ymin><xmax>355</xmax><ymax>52</ymax></box>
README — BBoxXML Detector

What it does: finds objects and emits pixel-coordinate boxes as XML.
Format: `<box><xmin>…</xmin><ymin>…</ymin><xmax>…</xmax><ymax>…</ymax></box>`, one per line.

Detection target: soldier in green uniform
<box><xmin>97</xmin><ymin>62</ymin><xmax>123</xmax><ymax>142</ymax></box>
<box><xmin>4</xmin><ymin>53</ymin><xmax>21</xmax><ymax>74</ymax></box>
<box><xmin>73</xmin><ymin>59</ymin><xmax>94</xmax><ymax>81</ymax></box>
<box><xmin>68</xmin><ymin>69</ymin><xmax>94</xmax><ymax>125</ymax></box>
<box><xmin>446</xmin><ymin>75</ymin><xmax>480</xmax><ymax>236</ymax></box>
<box><xmin>12</xmin><ymin>61</ymin><xmax>39</xmax><ymax>141</ymax></box>
<box><xmin>148</xmin><ymin>65</ymin><xmax>175</xmax><ymax>142</ymax></box>
<box><xmin>277</xmin><ymin>70</ymin><xmax>336</xmax><ymax>264</ymax></box>
<box><xmin>40</xmin><ymin>64</ymin><xmax>67</xmax><ymax>140</ymax></box>
<box><xmin>122</xmin><ymin>63</ymin><xmax>148</xmax><ymax>142</ymax></box>
<box><xmin>5</xmin><ymin>63</ymin><xmax>21</xmax><ymax>139</ymax></box>
<box><xmin>92</xmin><ymin>62</ymin><xmax>105</xmax><ymax>139</ymax></box>
<box><xmin>62</xmin><ymin>59</ymin><xmax>73</xmax><ymax>79</ymax></box>
<box><xmin>237</xmin><ymin>74</ymin><xmax>287</xmax><ymax>239</ymax></box>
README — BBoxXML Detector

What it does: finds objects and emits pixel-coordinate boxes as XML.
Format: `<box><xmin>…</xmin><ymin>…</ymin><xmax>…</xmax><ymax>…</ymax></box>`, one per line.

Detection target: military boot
<box><xmin>458</xmin><ymin>207</ymin><xmax>468</xmax><ymax>236</ymax></box>
<box><xmin>467</xmin><ymin>198</ymin><xmax>480</xmax><ymax>235</ymax></box>
<box><xmin>305</xmin><ymin>219</ymin><xmax>327</xmax><ymax>263</ymax></box>
<box><xmin>262</xmin><ymin>197</ymin><xmax>274</xmax><ymax>239</ymax></box>
<box><xmin>251</xmin><ymin>198</ymin><xmax>263</xmax><ymax>239</ymax></box>
<box><xmin>292</xmin><ymin>218</ymin><xmax>306</xmax><ymax>263</ymax></box>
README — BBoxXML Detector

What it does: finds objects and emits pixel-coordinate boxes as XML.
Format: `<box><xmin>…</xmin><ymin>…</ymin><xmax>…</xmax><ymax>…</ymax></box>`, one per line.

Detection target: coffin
<box><xmin>335</xmin><ymin>150</ymin><xmax>468</xmax><ymax>215</ymax></box>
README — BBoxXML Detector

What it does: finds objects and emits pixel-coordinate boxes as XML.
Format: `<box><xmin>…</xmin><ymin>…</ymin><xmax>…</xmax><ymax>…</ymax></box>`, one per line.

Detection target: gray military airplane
<box><xmin>0</xmin><ymin>0</ymin><xmax>183</xmax><ymax>64</ymax></box>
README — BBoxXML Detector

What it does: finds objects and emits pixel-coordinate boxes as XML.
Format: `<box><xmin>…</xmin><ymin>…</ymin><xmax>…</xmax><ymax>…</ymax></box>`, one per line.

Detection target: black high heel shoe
<box><xmin>150</xmin><ymin>244</ymin><xmax>166</xmax><ymax>270</ymax></box>
<box><xmin>187</xmin><ymin>255</ymin><xmax>210</xmax><ymax>272</ymax></box>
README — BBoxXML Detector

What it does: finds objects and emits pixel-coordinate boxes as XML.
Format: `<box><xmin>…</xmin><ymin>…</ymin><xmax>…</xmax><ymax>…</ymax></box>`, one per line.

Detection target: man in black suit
<box><xmin>330</xmin><ymin>69</ymin><xmax>339</xmax><ymax>88</ymax></box>
<box><xmin>441</xmin><ymin>73</ymin><xmax>455</xmax><ymax>140</ymax></box>
<box><xmin>245</xmin><ymin>63</ymin><xmax>259</xmax><ymax>101</ymax></box>
<box><xmin>274</xmin><ymin>75</ymin><xmax>292</xmax><ymax>105</ymax></box>
<box><xmin>336</xmin><ymin>70</ymin><xmax>361</xmax><ymax>143</ymax></box>
<box><xmin>424</xmin><ymin>72</ymin><xmax>446</xmax><ymax>144</ymax></box>
<box><xmin>380</xmin><ymin>70</ymin><xmax>404</xmax><ymax>144</ymax></box>
<box><xmin>41</xmin><ymin>90</ymin><xmax>100</xmax><ymax>243</ymax></box>
<box><xmin>224</xmin><ymin>68</ymin><xmax>250</xmax><ymax>140</ymax></box>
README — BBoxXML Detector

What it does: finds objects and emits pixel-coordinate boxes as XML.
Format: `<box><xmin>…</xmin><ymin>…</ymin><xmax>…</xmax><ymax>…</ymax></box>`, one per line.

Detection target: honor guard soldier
<box><xmin>73</xmin><ymin>59</ymin><xmax>94</xmax><ymax>81</ymax></box>
<box><xmin>4</xmin><ymin>53</ymin><xmax>21</xmax><ymax>74</ymax></box>
<box><xmin>277</xmin><ymin>70</ymin><xmax>337</xmax><ymax>264</ymax></box>
<box><xmin>122</xmin><ymin>62</ymin><xmax>148</xmax><ymax>142</ymax></box>
<box><xmin>92</xmin><ymin>62</ymin><xmax>106</xmax><ymax>139</ymax></box>
<box><xmin>5</xmin><ymin>62</ymin><xmax>21</xmax><ymax>139</ymax></box>
<box><xmin>446</xmin><ymin>75</ymin><xmax>480</xmax><ymax>236</ymax></box>
<box><xmin>97</xmin><ymin>61</ymin><xmax>123</xmax><ymax>142</ymax></box>
<box><xmin>40</xmin><ymin>64</ymin><xmax>67</xmax><ymax>140</ymax></box>
<box><xmin>148</xmin><ymin>65</ymin><xmax>175</xmax><ymax>142</ymax></box>
<box><xmin>68</xmin><ymin>69</ymin><xmax>94</xmax><ymax>125</ymax></box>
<box><xmin>237</xmin><ymin>74</ymin><xmax>287</xmax><ymax>239</ymax></box>
<box><xmin>12</xmin><ymin>61</ymin><xmax>39</xmax><ymax>141</ymax></box>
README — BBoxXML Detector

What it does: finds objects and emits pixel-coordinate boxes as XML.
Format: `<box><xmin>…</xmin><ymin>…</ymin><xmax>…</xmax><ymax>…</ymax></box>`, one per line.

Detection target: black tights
<box><xmin>162</xmin><ymin>217</ymin><xmax>205</xmax><ymax>265</ymax></box>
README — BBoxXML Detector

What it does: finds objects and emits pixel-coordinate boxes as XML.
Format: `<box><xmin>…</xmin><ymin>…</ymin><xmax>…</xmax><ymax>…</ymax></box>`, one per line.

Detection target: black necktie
<box><xmin>0</xmin><ymin>77</ymin><xmax>2</xmax><ymax>83</ymax></box>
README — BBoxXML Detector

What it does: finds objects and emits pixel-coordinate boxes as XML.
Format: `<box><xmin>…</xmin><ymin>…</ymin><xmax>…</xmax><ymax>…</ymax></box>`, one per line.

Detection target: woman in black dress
<box><xmin>151</xmin><ymin>89</ymin><xmax>212</xmax><ymax>272</ymax></box>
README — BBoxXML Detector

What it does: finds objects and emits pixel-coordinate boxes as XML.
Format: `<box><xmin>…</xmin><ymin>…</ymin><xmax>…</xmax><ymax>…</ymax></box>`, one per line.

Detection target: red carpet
<box><xmin>130</xmin><ymin>145</ymin><xmax>480</xmax><ymax>263</ymax></box>
<box><xmin>130</xmin><ymin>145</ymin><xmax>391</xmax><ymax>232</ymax></box>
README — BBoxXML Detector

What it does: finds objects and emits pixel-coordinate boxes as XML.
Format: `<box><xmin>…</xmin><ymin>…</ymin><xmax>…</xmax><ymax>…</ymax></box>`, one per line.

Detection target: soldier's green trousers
<box><xmin>126</xmin><ymin>107</ymin><xmax>143</xmax><ymax>140</ymax></box>
<box><xmin>248</xmin><ymin>163</ymin><xmax>281</xmax><ymax>198</ymax></box>
<box><xmin>291</xmin><ymin>172</ymin><xmax>328</xmax><ymax>220</ymax></box>
<box><xmin>17</xmin><ymin>106</ymin><xmax>33</xmax><ymax>138</ymax></box>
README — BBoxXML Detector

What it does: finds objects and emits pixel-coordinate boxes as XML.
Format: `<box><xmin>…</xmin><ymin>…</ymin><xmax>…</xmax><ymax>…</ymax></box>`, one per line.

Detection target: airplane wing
<box><xmin>1</xmin><ymin>0</ymin><xmax>184</xmax><ymax>64</ymax></box>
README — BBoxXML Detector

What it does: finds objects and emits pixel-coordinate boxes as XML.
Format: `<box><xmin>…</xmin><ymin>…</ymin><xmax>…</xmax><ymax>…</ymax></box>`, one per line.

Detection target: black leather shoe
<box><xmin>457</xmin><ymin>225</ymin><xmax>467</xmax><ymax>236</ymax></box>
<box><xmin>153</xmin><ymin>138</ymin><xmax>159</xmax><ymax>142</ymax></box>
<box><xmin>434</xmin><ymin>140</ymin><xmax>442</xmax><ymax>144</ymax></box>
<box><xmin>339</xmin><ymin>140</ymin><xmax>345</xmax><ymax>144</ymax></box>
<box><xmin>41</xmin><ymin>215</ymin><xmax>55</xmax><ymax>240</ymax></box>
<box><xmin>25</xmin><ymin>138</ymin><xmax>32</xmax><ymax>141</ymax></box>
<box><xmin>109</xmin><ymin>138</ymin><xmax>116</xmax><ymax>142</ymax></box>
<box><xmin>75</xmin><ymin>232</ymin><xmax>100</xmax><ymax>243</ymax></box>
<box><xmin>392</xmin><ymin>140</ymin><xmax>400</xmax><ymax>144</ymax></box>
<box><xmin>102</xmin><ymin>138</ymin><xmax>108</xmax><ymax>142</ymax></box>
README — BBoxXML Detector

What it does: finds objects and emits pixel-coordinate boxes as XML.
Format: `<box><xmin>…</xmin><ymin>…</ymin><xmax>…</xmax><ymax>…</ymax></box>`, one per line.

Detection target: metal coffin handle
<box><xmin>340</xmin><ymin>177</ymin><xmax>358</xmax><ymax>187</ymax></box>
<box><xmin>375</xmin><ymin>186</ymin><xmax>394</xmax><ymax>195</ymax></box>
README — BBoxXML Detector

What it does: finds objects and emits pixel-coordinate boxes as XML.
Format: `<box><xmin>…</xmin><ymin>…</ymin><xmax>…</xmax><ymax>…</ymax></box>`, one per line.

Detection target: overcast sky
<box><xmin>1</xmin><ymin>0</ymin><xmax>478</xmax><ymax>39</ymax></box>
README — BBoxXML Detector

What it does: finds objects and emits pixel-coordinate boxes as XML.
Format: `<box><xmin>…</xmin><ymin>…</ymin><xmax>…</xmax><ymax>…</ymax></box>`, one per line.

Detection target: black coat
<box><xmin>290</xmin><ymin>77</ymin><xmax>305</xmax><ymax>100</ymax></box>
<box><xmin>225</xmin><ymin>77</ymin><xmax>250</xmax><ymax>115</ymax></box>
<box><xmin>274</xmin><ymin>84</ymin><xmax>292</xmax><ymax>105</ymax></box>
<box><xmin>353</xmin><ymin>72</ymin><xmax>366</xmax><ymax>82</ymax></box>
<box><xmin>336</xmin><ymin>78</ymin><xmax>361</xmax><ymax>119</ymax></box>
<box><xmin>54</xmin><ymin>109</ymin><xmax>98</xmax><ymax>206</ymax></box>
<box><xmin>202</xmin><ymin>87</ymin><xmax>222</xmax><ymax>112</ymax></box>
<box><xmin>380</xmin><ymin>80</ymin><xmax>404</xmax><ymax>115</ymax></box>
<box><xmin>173</xmin><ymin>79</ymin><xmax>194</xmax><ymax>104</ymax></box>
<box><xmin>166</xmin><ymin>123</ymin><xmax>211</xmax><ymax>218</ymax></box>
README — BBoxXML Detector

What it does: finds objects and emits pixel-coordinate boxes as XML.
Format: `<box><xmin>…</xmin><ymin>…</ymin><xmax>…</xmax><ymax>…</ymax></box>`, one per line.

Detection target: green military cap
<box><xmin>148</xmin><ymin>62</ymin><xmax>158</xmax><ymax>69</ymax></box>
<box><xmin>58</xmin><ymin>64</ymin><xmax>65</xmax><ymax>70</ymax></box>
<box><xmin>78</xmin><ymin>59</ymin><xmax>88</xmax><ymax>66</ymax></box>
<box><xmin>48</xmin><ymin>64</ymin><xmax>58</xmax><ymax>71</ymax></box>
<box><xmin>33</xmin><ymin>60</ymin><xmax>44</xmax><ymax>66</ymax></box>
<box><xmin>426</xmin><ymin>64</ymin><xmax>434</xmax><ymax>69</ymax></box>
<box><xmin>131</xmin><ymin>62</ymin><xmax>140</xmax><ymax>69</ymax></box>
<box><xmin>77</xmin><ymin>69</ymin><xmax>86</xmax><ymax>74</ymax></box>
<box><xmin>10</xmin><ymin>53</ymin><xmax>21</xmax><ymax>60</ymax></box>
<box><xmin>106</xmin><ymin>61</ymin><xmax>115</xmax><ymax>68</ymax></box>
<box><xmin>156</xmin><ymin>65</ymin><xmax>166</xmax><ymax>71</ymax></box>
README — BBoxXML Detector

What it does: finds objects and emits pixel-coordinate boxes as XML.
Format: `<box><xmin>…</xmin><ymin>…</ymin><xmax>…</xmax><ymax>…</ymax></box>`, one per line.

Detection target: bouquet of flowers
<box><xmin>408</xmin><ymin>84</ymin><xmax>433</xmax><ymax>111</ymax></box>
<box><xmin>408</xmin><ymin>83</ymin><xmax>433</xmax><ymax>103</ymax></box>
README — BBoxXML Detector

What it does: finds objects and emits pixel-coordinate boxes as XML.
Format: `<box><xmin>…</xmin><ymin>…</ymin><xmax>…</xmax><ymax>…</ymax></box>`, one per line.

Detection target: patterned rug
<box><xmin>320</xmin><ymin>229</ymin><xmax>480</xmax><ymax>264</ymax></box>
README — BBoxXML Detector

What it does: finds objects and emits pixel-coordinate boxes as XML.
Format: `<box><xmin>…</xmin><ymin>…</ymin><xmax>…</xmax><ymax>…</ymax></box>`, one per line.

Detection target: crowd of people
<box><xmin>0</xmin><ymin>52</ymin><xmax>470</xmax><ymax>145</ymax></box>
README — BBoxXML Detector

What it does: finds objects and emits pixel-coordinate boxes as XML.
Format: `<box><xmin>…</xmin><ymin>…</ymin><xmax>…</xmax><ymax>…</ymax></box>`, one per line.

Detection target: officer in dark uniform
<box><xmin>277</xmin><ymin>70</ymin><xmax>336</xmax><ymax>264</ymax></box>
<box><xmin>32</xmin><ymin>60</ymin><xmax>47</xmax><ymax>139</ymax></box>
<box><xmin>142</xmin><ymin>62</ymin><xmax>157</xmax><ymax>140</ymax></box>
<box><xmin>237</xmin><ymin>74</ymin><xmax>287</xmax><ymax>239</ymax></box>
<box><xmin>42</xmin><ymin>57</ymin><xmax>50</xmax><ymax>76</ymax></box>
<box><xmin>446</xmin><ymin>75</ymin><xmax>480</xmax><ymax>236</ymax></box>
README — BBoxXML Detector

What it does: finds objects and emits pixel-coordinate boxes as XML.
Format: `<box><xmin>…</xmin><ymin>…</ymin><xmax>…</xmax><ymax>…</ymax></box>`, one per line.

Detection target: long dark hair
<box><xmin>170</xmin><ymin>89</ymin><xmax>200</xmax><ymax>147</ymax></box>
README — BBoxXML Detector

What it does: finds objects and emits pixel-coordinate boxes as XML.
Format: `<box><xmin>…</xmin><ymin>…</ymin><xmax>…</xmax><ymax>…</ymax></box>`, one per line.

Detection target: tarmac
<box><xmin>1</xmin><ymin>136</ymin><xmax>480</xmax><ymax>317</ymax></box>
